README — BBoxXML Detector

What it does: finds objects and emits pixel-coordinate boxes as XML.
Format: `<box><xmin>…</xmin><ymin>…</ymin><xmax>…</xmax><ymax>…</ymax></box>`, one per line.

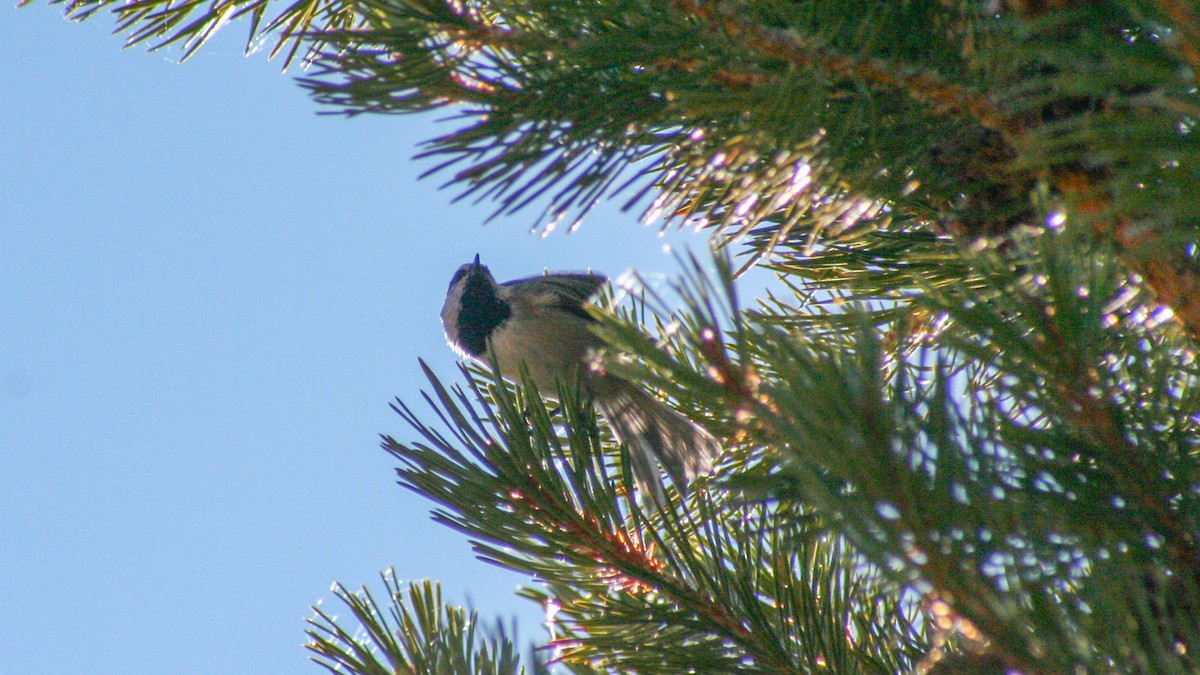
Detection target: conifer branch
<box><xmin>1151</xmin><ymin>0</ymin><xmax>1200</xmax><ymax>80</ymax></box>
<box><xmin>991</xmin><ymin>3</ymin><xmax>1200</xmax><ymax>341</ymax></box>
<box><xmin>305</xmin><ymin>574</ymin><xmax>526</xmax><ymax>674</ymax></box>
<box><xmin>1111</xmin><ymin>220</ymin><xmax>1200</xmax><ymax>344</ymax></box>
<box><xmin>430</xmin><ymin>432</ymin><xmax>796</xmax><ymax>671</ymax></box>
<box><xmin>1031</xmin><ymin>289</ymin><xmax>1200</xmax><ymax>572</ymax></box>
<box><xmin>693</xmin><ymin>322</ymin><xmax>1044</xmax><ymax>673</ymax></box>
<box><xmin>598</xmin><ymin>248</ymin><xmax>1200</xmax><ymax>671</ymax></box>
<box><xmin>668</xmin><ymin>0</ymin><xmax>1015</xmax><ymax>137</ymax></box>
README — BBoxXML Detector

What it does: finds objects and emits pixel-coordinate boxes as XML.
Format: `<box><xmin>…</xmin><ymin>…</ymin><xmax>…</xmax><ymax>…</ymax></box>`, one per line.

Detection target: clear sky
<box><xmin>2</xmin><ymin>9</ymin><xmax>720</xmax><ymax>674</ymax></box>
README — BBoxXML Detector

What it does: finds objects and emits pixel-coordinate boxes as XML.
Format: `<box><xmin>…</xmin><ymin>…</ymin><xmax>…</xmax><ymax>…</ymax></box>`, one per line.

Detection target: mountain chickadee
<box><xmin>440</xmin><ymin>255</ymin><xmax>720</xmax><ymax>498</ymax></box>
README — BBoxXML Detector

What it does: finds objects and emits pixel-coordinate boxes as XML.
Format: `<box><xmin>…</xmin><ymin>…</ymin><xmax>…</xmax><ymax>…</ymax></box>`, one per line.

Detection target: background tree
<box><xmin>44</xmin><ymin>0</ymin><xmax>1200</xmax><ymax>671</ymax></box>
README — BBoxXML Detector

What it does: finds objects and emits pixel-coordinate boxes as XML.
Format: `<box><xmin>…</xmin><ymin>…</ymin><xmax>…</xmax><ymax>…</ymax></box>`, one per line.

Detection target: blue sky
<box><xmin>2</xmin><ymin>9</ymin><xmax>723</xmax><ymax>674</ymax></box>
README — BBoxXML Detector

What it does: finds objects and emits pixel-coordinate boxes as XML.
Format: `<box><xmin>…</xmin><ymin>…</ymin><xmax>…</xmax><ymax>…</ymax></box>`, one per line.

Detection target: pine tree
<box><xmin>43</xmin><ymin>0</ymin><xmax>1200</xmax><ymax>671</ymax></box>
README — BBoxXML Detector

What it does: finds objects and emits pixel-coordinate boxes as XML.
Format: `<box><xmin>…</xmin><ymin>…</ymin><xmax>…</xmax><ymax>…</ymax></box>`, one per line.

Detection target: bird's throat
<box><xmin>456</xmin><ymin>279</ymin><xmax>511</xmax><ymax>358</ymax></box>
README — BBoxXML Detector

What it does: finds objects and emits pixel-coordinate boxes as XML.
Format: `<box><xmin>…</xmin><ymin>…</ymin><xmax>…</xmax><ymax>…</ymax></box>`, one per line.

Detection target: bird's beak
<box><xmin>473</xmin><ymin>253</ymin><xmax>481</xmax><ymax>267</ymax></box>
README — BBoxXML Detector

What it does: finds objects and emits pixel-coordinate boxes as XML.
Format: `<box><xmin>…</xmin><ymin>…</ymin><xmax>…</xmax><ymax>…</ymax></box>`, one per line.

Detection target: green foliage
<box><xmin>37</xmin><ymin>0</ymin><xmax>355</xmax><ymax>65</ymax></box>
<box><xmin>378</xmin><ymin>360</ymin><xmax>928</xmax><ymax>672</ymax></box>
<box><xmin>35</xmin><ymin>0</ymin><xmax>1200</xmax><ymax>671</ymax></box>
<box><xmin>290</xmin><ymin>0</ymin><xmax>1197</xmax><ymax>247</ymax></box>
<box><xmin>295</xmin><ymin>0</ymin><xmax>993</xmax><ymax>241</ymax></box>
<box><xmin>38</xmin><ymin>0</ymin><xmax>1200</xmax><ymax>244</ymax></box>
<box><xmin>306</xmin><ymin>573</ymin><xmax>525</xmax><ymax>674</ymax></box>
<box><xmin>591</xmin><ymin>244</ymin><xmax>1200</xmax><ymax>671</ymax></box>
<box><xmin>993</xmin><ymin>4</ymin><xmax>1200</xmax><ymax>229</ymax></box>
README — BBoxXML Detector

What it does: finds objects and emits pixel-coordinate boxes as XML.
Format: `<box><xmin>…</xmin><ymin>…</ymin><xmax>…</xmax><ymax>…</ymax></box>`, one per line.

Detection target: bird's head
<box><xmin>441</xmin><ymin>254</ymin><xmax>510</xmax><ymax>358</ymax></box>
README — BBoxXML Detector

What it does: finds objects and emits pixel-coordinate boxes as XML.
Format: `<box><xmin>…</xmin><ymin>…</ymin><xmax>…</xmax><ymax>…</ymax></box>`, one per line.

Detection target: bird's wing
<box><xmin>503</xmin><ymin>273</ymin><xmax>607</xmax><ymax>321</ymax></box>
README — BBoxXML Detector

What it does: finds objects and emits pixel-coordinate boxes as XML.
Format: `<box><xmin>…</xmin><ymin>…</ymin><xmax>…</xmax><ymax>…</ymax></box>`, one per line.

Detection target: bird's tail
<box><xmin>592</xmin><ymin>378</ymin><xmax>720</xmax><ymax>503</ymax></box>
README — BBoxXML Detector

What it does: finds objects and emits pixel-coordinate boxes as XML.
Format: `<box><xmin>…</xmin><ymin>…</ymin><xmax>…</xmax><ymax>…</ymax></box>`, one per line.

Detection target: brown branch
<box><xmin>1110</xmin><ymin>222</ymin><xmax>1200</xmax><ymax>344</ymax></box>
<box><xmin>668</xmin><ymin>0</ymin><xmax>1018</xmax><ymax>138</ymax></box>
<box><xmin>670</xmin><ymin>0</ymin><xmax>1200</xmax><ymax>344</ymax></box>
<box><xmin>504</xmin><ymin>461</ymin><xmax>797</xmax><ymax>672</ymax></box>
<box><xmin>1048</xmin><ymin>166</ymin><xmax>1200</xmax><ymax>342</ymax></box>
<box><xmin>1152</xmin><ymin>0</ymin><xmax>1200</xmax><ymax>83</ymax></box>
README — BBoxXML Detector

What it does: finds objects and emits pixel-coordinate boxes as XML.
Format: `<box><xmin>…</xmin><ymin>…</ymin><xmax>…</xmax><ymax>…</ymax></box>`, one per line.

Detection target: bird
<box><xmin>440</xmin><ymin>254</ymin><xmax>720</xmax><ymax>500</ymax></box>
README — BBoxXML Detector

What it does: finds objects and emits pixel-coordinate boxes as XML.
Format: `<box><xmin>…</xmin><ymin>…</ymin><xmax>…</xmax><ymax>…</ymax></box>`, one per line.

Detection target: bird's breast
<box><xmin>485</xmin><ymin>300</ymin><xmax>604</xmax><ymax>394</ymax></box>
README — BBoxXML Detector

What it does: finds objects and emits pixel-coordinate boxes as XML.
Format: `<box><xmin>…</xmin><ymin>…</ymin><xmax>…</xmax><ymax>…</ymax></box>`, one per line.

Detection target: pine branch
<box><xmin>668</xmin><ymin>0</ymin><xmax>1014</xmax><ymax>137</ymax></box>
<box><xmin>588</xmin><ymin>249</ymin><xmax>1200</xmax><ymax>671</ymax></box>
<box><xmin>305</xmin><ymin>573</ymin><xmax>526</xmax><ymax>674</ymax></box>
<box><xmin>1153</xmin><ymin>0</ymin><xmax>1200</xmax><ymax>80</ymax></box>
<box><xmin>379</xmin><ymin>358</ymin><xmax>926</xmax><ymax>672</ymax></box>
<box><xmin>1118</xmin><ymin>235</ymin><xmax>1200</xmax><ymax>344</ymax></box>
<box><xmin>305</xmin><ymin>1</ymin><xmax>1200</xmax><ymax>347</ymax></box>
<box><xmin>39</xmin><ymin>0</ymin><xmax>1200</xmax><ymax>336</ymax></box>
<box><xmin>991</xmin><ymin>3</ymin><xmax>1200</xmax><ymax>338</ymax></box>
<box><xmin>37</xmin><ymin>0</ymin><xmax>354</xmax><ymax>66</ymax></box>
